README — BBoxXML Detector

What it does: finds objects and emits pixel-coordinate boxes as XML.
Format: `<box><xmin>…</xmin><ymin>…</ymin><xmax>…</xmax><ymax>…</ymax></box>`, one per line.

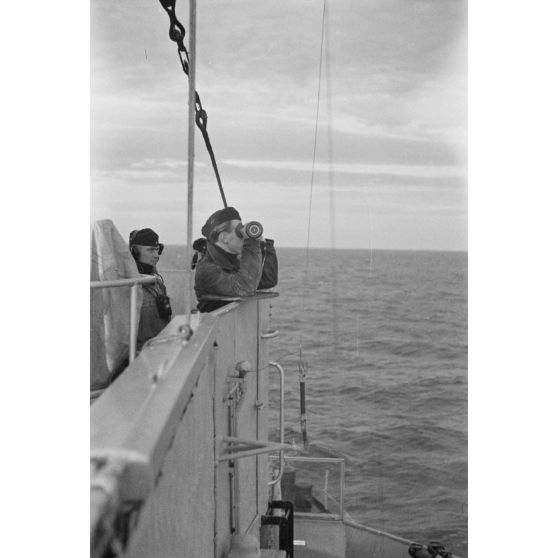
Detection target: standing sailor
<box><xmin>194</xmin><ymin>207</ymin><xmax>278</xmax><ymax>313</ymax></box>
<box><xmin>129</xmin><ymin>228</ymin><xmax>172</xmax><ymax>349</ymax></box>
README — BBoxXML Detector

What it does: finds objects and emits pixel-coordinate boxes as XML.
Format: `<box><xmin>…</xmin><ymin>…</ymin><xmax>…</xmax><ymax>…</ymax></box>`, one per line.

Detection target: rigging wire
<box><xmin>158</xmin><ymin>0</ymin><xmax>228</xmax><ymax>208</ymax></box>
<box><xmin>298</xmin><ymin>0</ymin><xmax>328</xmax><ymax>452</ymax></box>
<box><xmin>323</xmin><ymin>0</ymin><xmax>340</xmax><ymax>369</ymax></box>
<box><xmin>319</xmin><ymin>0</ymin><xmax>346</xmax><ymax>471</ymax></box>
<box><xmin>303</xmin><ymin>0</ymin><xmax>327</xmax><ymax>260</ymax></box>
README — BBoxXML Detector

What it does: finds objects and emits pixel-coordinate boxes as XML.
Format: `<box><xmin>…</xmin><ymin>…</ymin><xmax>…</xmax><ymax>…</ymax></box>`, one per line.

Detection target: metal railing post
<box><xmin>129</xmin><ymin>282</ymin><xmax>139</xmax><ymax>363</ymax></box>
<box><xmin>90</xmin><ymin>276</ymin><xmax>157</xmax><ymax>367</ymax></box>
<box><xmin>340</xmin><ymin>457</ymin><xmax>345</xmax><ymax>518</ymax></box>
<box><xmin>183</xmin><ymin>0</ymin><xmax>197</xmax><ymax>329</ymax></box>
<box><xmin>268</xmin><ymin>361</ymin><xmax>285</xmax><ymax>486</ymax></box>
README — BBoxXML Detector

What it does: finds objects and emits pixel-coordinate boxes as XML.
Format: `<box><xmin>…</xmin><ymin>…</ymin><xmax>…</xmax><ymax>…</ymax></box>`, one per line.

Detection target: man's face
<box><xmin>135</xmin><ymin>245</ymin><xmax>160</xmax><ymax>266</ymax></box>
<box><xmin>221</xmin><ymin>219</ymin><xmax>244</xmax><ymax>255</ymax></box>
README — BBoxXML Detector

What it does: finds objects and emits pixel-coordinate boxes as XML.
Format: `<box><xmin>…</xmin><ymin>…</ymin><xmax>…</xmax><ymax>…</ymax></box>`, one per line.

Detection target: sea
<box><xmin>162</xmin><ymin>246</ymin><xmax>468</xmax><ymax>557</ymax></box>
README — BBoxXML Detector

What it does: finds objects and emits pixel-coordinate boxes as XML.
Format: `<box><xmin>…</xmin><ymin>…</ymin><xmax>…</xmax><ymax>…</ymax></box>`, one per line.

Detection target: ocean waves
<box><xmin>269</xmin><ymin>248</ymin><xmax>468</xmax><ymax>556</ymax></box>
<box><xmin>162</xmin><ymin>246</ymin><xmax>468</xmax><ymax>556</ymax></box>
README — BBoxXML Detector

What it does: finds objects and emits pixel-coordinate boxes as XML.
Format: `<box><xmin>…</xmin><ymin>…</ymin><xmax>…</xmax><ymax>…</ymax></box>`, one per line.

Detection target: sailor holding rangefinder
<box><xmin>194</xmin><ymin>206</ymin><xmax>278</xmax><ymax>313</ymax></box>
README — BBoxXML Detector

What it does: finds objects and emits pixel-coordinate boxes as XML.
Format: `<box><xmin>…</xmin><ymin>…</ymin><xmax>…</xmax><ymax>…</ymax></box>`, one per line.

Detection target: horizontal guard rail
<box><xmin>90</xmin><ymin>276</ymin><xmax>159</xmax><ymax>375</ymax></box>
<box><xmin>222</xmin><ymin>436</ymin><xmax>272</xmax><ymax>448</ymax></box>
<box><xmin>219</xmin><ymin>438</ymin><xmax>295</xmax><ymax>462</ymax></box>
<box><xmin>90</xmin><ymin>276</ymin><xmax>157</xmax><ymax>289</ymax></box>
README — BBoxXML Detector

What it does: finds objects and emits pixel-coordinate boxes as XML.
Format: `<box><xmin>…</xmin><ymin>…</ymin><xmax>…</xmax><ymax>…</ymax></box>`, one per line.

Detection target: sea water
<box><xmin>162</xmin><ymin>247</ymin><xmax>468</xmax><ymax>557</ymax></box>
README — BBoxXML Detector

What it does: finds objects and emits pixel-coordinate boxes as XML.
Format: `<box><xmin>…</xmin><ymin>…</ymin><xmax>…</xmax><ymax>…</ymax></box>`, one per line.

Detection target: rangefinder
<box><xmin>235</xmin><ymin>221</ymin><xmax>263</xmax><ymax>240</ymax></box>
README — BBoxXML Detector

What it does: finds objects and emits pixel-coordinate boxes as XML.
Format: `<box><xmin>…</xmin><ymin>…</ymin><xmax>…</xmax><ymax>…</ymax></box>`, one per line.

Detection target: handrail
<box><xmin>261</xmin><ymin>330</ymin><xmax>279</xmax><ymax>339</ymax></box>
<box><xmin>283</xmin><ymin>456</ymin><xmax>344</xmax><ymax>463</ymax></box>
<box><xmin>219</xmin><ymin>438</ymin><xmax>295</xmax><ymax>462</ymax></box>
<box><xmin>90</xmin><ymin>276</ymin><xmax>158</xmax><ymax>367</ymax></box>
<box><xmin>90</xmin><ymin>276</ymin><xmax>157</xmax><ymax>289</ymax></box>
<box><xmin>268</xmin><ymin>361</ymin><xmax>285</xmax><ymax>486</ymax></box>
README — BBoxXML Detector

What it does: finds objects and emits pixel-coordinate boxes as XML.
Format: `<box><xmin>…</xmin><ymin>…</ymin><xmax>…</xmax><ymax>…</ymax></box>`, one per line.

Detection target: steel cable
<box><xmin>159</xmin><ymin>0</ymin><xmax>228</xmax><ymax>207</ymax></box>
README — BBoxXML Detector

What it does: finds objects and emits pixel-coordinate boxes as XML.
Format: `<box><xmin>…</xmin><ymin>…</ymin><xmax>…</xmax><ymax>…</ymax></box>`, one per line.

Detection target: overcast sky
<box><xmin>91</xmin><ymin>0</ymin><xmax>467</xmax><ymax>250</ymax></box>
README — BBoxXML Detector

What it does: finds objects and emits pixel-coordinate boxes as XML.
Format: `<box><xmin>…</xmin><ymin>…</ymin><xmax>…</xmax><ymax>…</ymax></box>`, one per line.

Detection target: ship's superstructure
<box><xmin>91</xmin><ymin>295</ymin><xmax>279</xmax><ymax>556</ymax></box>
<box><xmin>91</xmin><ymin>290</ymin><xmax>447</xmax><ymax>557</ymax></box>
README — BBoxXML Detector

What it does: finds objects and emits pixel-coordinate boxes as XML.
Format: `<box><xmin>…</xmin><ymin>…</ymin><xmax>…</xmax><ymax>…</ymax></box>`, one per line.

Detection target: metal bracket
<box><xmin>223</xmin><ymin>361</ymin><xmax>253</xmax><ymax>404</ymax></box>
<box><xmin>261</xmin><ymin>330</ymin><xmax>279</xmax><ymax>339</ymax></box>
<box><xmin>235</xmin><ymin>360</ymin><xmax>252</xmax><ymax>377</ymax></box>
<box><xmin>224</xmin><ymin>376</ymin><xmax>245</xmax><ymax>404</ymax></box>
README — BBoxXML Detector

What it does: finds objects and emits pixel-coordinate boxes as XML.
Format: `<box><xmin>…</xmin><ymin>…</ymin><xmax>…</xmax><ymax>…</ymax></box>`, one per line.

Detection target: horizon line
<box><xmin>163</xmin><ymin>244</ymin><xmax>467</xmax><ymax>253</ymax></box>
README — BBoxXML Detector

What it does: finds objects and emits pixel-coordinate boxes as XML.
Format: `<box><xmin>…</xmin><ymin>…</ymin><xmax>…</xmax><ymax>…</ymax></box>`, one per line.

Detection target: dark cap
<box><xmin>201</xmin><ymin>207</ymin><xmax>241</xmax><ymax>239</ymax></box>
<box><xmin>129</xmin><ymin>228</ymin><xmax>161</xmax><ymax>247</ymax></box>
<box><xmin>129</xmin><ymin>229</ymin><xmax>164</xmax><ymax>255</ymax></box>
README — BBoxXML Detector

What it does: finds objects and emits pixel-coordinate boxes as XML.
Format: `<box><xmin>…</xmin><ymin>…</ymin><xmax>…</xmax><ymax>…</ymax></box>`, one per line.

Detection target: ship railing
<box><xmin>271</xmin><ymin>455</ymin><xmax>345</xmax><ymax>520</ymax></box>
<box><xmin>90</xmin><ymin>276</ymin><xmax>157</xmax><ymax>401</ymax></box>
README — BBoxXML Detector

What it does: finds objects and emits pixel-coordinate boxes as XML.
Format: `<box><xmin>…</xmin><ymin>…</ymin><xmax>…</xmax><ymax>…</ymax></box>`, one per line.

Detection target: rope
<box><xmin>159</xmin><ymin>0</ymin><xmax>228</xmax><ymax>207</ymax></box>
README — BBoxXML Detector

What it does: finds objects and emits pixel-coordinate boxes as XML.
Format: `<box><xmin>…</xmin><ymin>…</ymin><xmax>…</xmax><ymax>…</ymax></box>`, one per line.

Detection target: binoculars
<box><xmin>235</xmin><ymin>221</ymin><xmax>264</xmax><ymax>240</ymax></box>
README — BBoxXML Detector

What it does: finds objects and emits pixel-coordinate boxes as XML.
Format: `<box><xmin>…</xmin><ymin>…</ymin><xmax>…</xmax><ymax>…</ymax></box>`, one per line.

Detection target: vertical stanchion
<box><xmin>268</xmin><ymin>362</ymin><xmax>285</xmax><ymax>486</ymax></box>
<box><xmin>129</xmin><ymin>282</ymin><xmax>138</xmax><ymax>362</ymax></box>
<box><xmin>339</xmin><ymin>458</ymin><xmax>345</xmax><ymax>518</ymax></box>
<box><xmin>184</xmin><ymin>0</ymin><xmax>197</xmax><ymax>329</ymax></box>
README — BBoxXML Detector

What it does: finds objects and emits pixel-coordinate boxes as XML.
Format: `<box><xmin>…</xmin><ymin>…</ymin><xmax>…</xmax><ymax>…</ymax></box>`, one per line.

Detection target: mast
<box><xmin>184</xmin><ymin>0</ymin><xmax>197</xmax><ymax>328</ymax></box>
<box><xmin>158</xmin><ymin>0</ymin><xmax>227</xmax><ymax>329</ymax></box>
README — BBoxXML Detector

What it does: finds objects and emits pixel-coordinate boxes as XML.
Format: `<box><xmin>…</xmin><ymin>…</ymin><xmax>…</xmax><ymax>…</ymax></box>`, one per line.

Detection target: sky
<box><xmin>91</xmin><ymin>0</ymin><xmax>467</xmax><ymax>250</ymax></box>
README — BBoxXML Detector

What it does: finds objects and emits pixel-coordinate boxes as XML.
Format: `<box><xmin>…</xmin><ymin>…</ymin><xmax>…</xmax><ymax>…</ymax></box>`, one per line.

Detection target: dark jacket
<box><xmin>195</xmin><ymin>238</ymin><xmax>278</xmax><ymax>312</ymax></box>
<box><xmin>136</xmin><ymin>263</ymin><xmax>171</xmax><ymax>349</ymax></box>
<box><xmin>259</xmin><ymin>239</ymin><xmax>278</xmax><ymax>290</ymax></box>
